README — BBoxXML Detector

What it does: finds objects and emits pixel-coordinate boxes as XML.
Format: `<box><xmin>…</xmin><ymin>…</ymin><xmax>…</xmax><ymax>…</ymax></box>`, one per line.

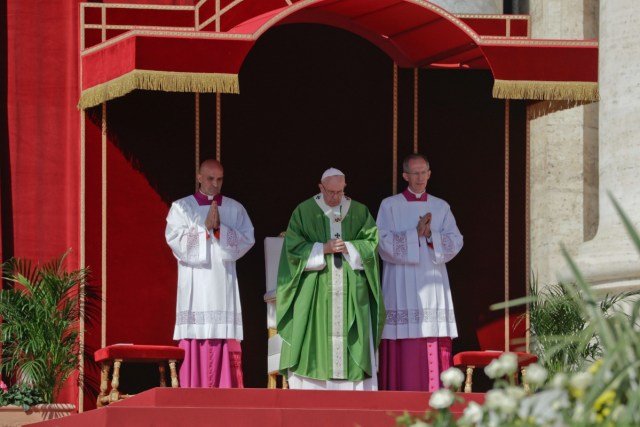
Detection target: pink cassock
<box><xmin>178</xmin><ymin>339</ymin><xmax>244</xmax><ymax>388</ymax></box>
<box><xmin>378</xmin><ymin>337</ymin><xmax>452</xmax><ymax>392</ymax></box>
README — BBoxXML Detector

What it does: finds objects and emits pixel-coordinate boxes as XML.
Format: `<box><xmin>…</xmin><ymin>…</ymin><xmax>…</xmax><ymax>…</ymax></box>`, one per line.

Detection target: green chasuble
<box><xmin>276</xmin><ymin>195</ymin><xmax>384</xmax><ymax>381</ymax></box>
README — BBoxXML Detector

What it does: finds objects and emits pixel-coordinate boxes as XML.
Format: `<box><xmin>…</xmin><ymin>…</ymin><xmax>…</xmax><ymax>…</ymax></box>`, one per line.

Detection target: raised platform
<box><xmin>30</xmin><ymin>388</ymin><xmax>484</xmax><ymax>427</ymax></box>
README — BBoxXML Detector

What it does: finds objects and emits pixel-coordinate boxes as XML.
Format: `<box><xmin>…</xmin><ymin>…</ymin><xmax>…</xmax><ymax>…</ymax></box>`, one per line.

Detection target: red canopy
<box><xmin>78</xmin><ymin>0</ymin><xmax>598</xmax><ymax>109</ymax></box>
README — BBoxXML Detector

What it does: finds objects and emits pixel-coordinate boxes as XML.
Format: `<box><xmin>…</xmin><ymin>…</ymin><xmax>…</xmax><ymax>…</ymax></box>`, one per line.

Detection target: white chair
<box><xmin>264</xmin><ymin>236</ymin><xmax>288</xmax><ymax>389</ymax></box>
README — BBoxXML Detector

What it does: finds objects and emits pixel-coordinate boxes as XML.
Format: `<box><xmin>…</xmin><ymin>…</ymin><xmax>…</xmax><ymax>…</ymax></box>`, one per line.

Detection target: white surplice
<box><xmin>376</xmin><ymin>192</ymin><xmax>463</xmax><ymax>340</ymax></box>
<box><xmin>165</xmin><ymin>194</ymin><xmax>255</xmax><ymax>341</ymax></box>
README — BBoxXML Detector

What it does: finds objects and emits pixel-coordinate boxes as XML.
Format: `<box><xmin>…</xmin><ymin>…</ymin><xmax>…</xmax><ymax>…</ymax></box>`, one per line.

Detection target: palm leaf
<box><xmin>1</xmin><ymin>249</ymin><xmax>99</xmax><ymax>403</ymax></box>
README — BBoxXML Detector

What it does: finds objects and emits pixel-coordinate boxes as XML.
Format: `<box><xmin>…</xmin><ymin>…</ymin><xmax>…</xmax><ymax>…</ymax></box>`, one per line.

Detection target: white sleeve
<box><xmin>431</xmin><ymin>206</ymin><xmax>464</xmax><ymax>265</ymax></box>
<box><xmin>376</xmin><ymin>200</ymin><xmax>420</xmax><ymax>265</ymax></box>
<box><xmin>217</xmin><ymin>203</ymin><xmax>256</xmax><ymax>262</ymax></box>
<box><xmin>165</xmin><ymin>202</ymin><xmax>209</xmax><ymax>266</ymax></box>
<box><xmin>304</xmin><ymin>243</ymin><xmax>327</xmax><ymax>271</ymax></box>
<box><xmin>343</xmin><ymin>241</ymin><xmax>364</xmax><ymax>270</ymax></box>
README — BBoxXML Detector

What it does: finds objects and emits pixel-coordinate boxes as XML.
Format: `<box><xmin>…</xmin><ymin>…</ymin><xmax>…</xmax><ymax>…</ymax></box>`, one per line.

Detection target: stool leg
<box><xmin>169</xmin><ymin>359</ymin><xmax>180</xmax><ymax>388</ymax></box>
<box><xmin>97</xmin><ymin>361</ymin><xmax>112</xmax><ymax>408</ymax></box>
<box><xmin>282</xmin><ymin>374</ymin><xmax>288</xmax><ymax>390</ymax></box>
<box><xmin>464</xmin><ymin>365</ymin><xmax>474</xmax><ymax>393</ymax></box>
<box><xmin>109</xmin><ymin>359</ymin><xmax>123</xmax><ymax>403</ymax></box>
<box><xmin>267</xmin><ymin>373</ymin><xmax>275</xmax><ymax>389</ymax></box>
<box><xmin>159</xmin><ymin>363</ymin><xmax>167</xmax><ymax>387</ymax></box>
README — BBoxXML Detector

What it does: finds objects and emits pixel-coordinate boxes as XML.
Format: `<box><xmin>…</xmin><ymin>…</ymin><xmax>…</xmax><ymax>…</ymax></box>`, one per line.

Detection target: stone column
<box><xmin>528</xmin><ymin>0</ymin><xmax>599</xmax><ymax>286</ymax></box>
<box><xmin>563</xmin><ymin>0</ymin><xmax>640</xmax><ymax>292</ymax></box>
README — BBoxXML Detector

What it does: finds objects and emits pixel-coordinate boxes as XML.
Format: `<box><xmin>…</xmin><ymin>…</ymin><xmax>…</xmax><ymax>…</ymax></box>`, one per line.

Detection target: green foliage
<box><xmin>0</xmin><ymin>383</ymin><xmax>46</xmax><ymax>411</ymax></box>
<box><xmin>560</xmin><ymin>230</ymin><xmax>640</xmax><ymax>425</ymax></box>
<box><xmin>526</xmin><ymin>279</ymin><xmax>640</xmax><ymax>378</ymax></box>
<box><xmin>0</xmin><ymin>250</ymin><xmax>99</xmax><ymax>404</ymax></box>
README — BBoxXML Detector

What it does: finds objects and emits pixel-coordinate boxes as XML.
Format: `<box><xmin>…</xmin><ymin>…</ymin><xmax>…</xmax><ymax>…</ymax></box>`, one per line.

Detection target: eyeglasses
<box><xmin>321</xmin><ymin>183</ymin><xmax>345</xmax><ymax>198</ymax></box>
<box><xmin>404</xmin><ymin>170</ymin><xmax>430</xmax><ymax>177</ymax></box>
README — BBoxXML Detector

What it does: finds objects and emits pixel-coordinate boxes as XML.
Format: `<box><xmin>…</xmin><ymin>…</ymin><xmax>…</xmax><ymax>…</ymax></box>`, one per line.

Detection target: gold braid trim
<box><xmin>78</xmin><ymin>70</ymin><xmax>239</xmax><ymax>109</ymax></box>
<box><xmin>493</xmin><ymin>79</ymin><xmax>599</xmax><ymax>102</ymax></box>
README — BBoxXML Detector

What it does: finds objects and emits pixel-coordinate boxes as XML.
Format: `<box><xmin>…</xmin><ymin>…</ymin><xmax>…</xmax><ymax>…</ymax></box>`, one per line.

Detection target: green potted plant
<box><xmin>0</xmin><ymin>250</ymin><xmax>99</xmax><ymax>425</ymax></box>
<box><xmin>526</xmin><ymin>278</ymin><xmax>640</xmax><ymax>378</ymax></box>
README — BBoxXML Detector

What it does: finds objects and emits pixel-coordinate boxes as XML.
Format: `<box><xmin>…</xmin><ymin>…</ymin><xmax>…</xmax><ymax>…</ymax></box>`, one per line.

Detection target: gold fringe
<box><xmin>78</xmin><ymin>70</ymin><xmax>239</xmax><ymax>110</ymax></box>
<box><xmin>527</xmin><ymin>99</ymin><xmax>594</xmax><ymax>120</ymax></box>
<box><xmin>493</xmin><ymin>79</ymin><xmax>599</xmax><ymax>102</ymax></box>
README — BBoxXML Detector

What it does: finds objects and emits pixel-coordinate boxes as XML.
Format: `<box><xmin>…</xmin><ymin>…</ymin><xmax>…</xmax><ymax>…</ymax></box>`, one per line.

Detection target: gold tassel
<box><xmin>493</xmin><ymin>79</ymin><xmax>599</xmax><ymax>102</ymax></box>
<box><xmin>78</xmin><ymin>70</ymin><xmax>239</xmax><ymax>110</ymax></box>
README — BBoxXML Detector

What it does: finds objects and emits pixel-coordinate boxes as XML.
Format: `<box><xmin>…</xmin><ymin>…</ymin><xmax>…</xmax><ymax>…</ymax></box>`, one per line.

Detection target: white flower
<box><xmin>611</xmin><ymin>404</ymin><xmax>627</xmax><ymax>421</ymax></box>
<box><xmin>429</xmin><ymin>389</ymin><xmax>455</xmax><ymax>409</ymax></box>
<box><xmin>440</xmin><ymin>367</ymin><xmax>465</xmax><ymax>389</ymax></box>
<box><xmin>524</xmin><ymin>363</ymin><xmax>548</xmax><ymax>387</ymax></box>
<box><xmin>549</xmin><ymin>372</ymin><xmax>568</xmax><ymax>389</ymax></box>
<box><xmin>458</xmin><ymin>401</ymin><xmax>483</xmax><ymax>425</ymax></box>
<box><xmin>571</xmin><ymin>401</ymin><xmax>586</xmax><ymax>421</ymax></box>
<box><xmin>484</xmin><ymin>358</ymin><xmax>503</xmax><ymax>379</ymax></box>
<box><xmin>504</xmin><ymin>385</ymin><xmax>526</xmax><ymax>402</ymax></box>
<box><xmin>518</xmin><ymin>389</ymin><xmax>569</xmax><ymax>425</ymax></box>
<box><xmin>484</xmin><ymin>353</ymin><xmax>519</xmax><ymax>379</ymax></box>
<box><xmin>409</xmin><ymin>420</ymin><xmax>430</xmax><ymax>427</ymax></box>
<box><xmin>569</xmin><ymin>371</ymin><xmax>593</xmax><ymax>392</ymax></box>
<box><xmin>499</xmin><ymin>352</ymin><xmax>518</xmax><ymax>375</ymax></box>
<box><xmin>485</xmin><ymin>389</ymin><xmax>518</xmax><ymax>415</ymax></box>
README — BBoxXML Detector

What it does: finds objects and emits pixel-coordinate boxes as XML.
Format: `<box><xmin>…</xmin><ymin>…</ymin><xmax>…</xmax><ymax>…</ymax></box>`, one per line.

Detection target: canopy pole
<box><xmin>504</xmin><ymin>99</ymin><xmax>510</xmax><ymax>351</ymax></box>
<box><xmin>195</xmin><ymin>93</ymin><xmax>200</xmax><ymax>191</ymax></box>
<box><xmin>216</xmin><ymin>93</ymin><xmax>222</xmax><ymax>161</ymax></box>
<box><xmin>101</xmin><ymin>102</ymin><xmax>108</xmax><ymax>352</ymax></box>
<box><xmin>525</xmin><ymin>104</ymin><xmax>531</xmax><ymax>353</ymax></box>
<box><xmin>392</xmin><ymin>63</ymin><xmax>398</xmax><ymax>194</ymax></box>
<box><xmin>413</xmin><ymin>68</ymin><xmax>419</xmax><ymax>153</ymax></box>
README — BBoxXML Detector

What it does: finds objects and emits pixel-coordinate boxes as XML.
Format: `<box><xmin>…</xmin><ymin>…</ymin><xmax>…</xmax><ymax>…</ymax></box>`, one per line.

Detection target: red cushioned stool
<box><xmin>453</xmin><ymin>350</ymin><xmax>537</xmax><ymax>393</ymax></box>
<box><xmin>94</xmin><ymin>344</ymin><xmax>184</xmax><ymax>407</ymax></box>
<box><xmin>452</xmin><ymin>317</ymin><xmax>537</xmax><ymax>393</ymax></box>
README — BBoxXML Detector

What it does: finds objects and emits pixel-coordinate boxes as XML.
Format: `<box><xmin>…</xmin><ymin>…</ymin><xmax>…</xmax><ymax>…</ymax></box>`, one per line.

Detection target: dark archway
<box><xmin>215</xmin><ymin>23</ymin><xmax>527</xmax><ymax>386</ymax></box>
<box><xmin>220</xmin><ymin>23</ymin><xmax>394</xmax><ymax>387</ymax></box>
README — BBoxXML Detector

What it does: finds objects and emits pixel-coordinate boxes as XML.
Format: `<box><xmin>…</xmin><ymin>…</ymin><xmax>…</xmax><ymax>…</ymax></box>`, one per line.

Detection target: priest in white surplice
<box><xmin>165</xmin><ymin>159</ymin><xmax>254</xmax><ymax>388</ymax></box>
<box><xmin>376</xmin><ymin>153</ymin><xmax>463</xmax><ymax>391</ymax></box>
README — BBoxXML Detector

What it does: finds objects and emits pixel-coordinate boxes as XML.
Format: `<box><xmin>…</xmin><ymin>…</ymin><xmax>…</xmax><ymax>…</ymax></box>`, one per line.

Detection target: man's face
<box><xmin>402</xmin><ymin>158</ymin><xmax>431</xmax><ymax>194</ymax></box>
<box><xmin>319</xmin><ymin>176</ymin><xmax>346</xmax><ymax>207</ymax></box>
<box><xmin>198</xmin><ymin>163</ymin><xmax>224</xmax><ymax>196</ymax></box>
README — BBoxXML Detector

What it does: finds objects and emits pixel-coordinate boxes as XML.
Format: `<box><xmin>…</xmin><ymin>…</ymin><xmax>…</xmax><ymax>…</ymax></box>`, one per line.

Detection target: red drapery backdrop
<box><xmin>4</xmin><ymin>0</ymin><xmax>81</xmax><ymax>266</ymax></box>
<box><xmin>4</xmin><ymin>0</ymin><xmax>83</xmax><ymax>406</ymax></box>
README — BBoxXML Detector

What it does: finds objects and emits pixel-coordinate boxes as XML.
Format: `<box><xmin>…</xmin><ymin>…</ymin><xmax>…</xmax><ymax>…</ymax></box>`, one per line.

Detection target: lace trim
<box><xmin>393</xmin><ymin>232</ymin><xmax>408</xmax><ymax>259</ymax></box>
<box><xmin>186</xmin><ymin>227</ymin><xmax>201</xmax><ymax>263</ymax></box>
<box><xmin>442</xmin><ymin>234</ymin><xmax>455</xmax><ymax>255</ymax></box>
<box><xmin>176</xmin><ymin>310</ymin><xmax>242</xmax><ymax>326</ymax></box>
<box><xmin>386</xmin><ymin>308</ymin><xmax>455</xmax><ymax>325</ymax></box>
<box><xmin>226</xmin><ymin>228</ymin><xmax>238</xmax><ymax>248</ymax></box>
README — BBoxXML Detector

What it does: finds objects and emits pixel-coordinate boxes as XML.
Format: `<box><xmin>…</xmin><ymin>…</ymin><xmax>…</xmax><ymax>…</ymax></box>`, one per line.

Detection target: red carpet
<box><xmin>30</xmin><ymin>388</ymin><xmax>484</xmax><ymax>427</ymax></box>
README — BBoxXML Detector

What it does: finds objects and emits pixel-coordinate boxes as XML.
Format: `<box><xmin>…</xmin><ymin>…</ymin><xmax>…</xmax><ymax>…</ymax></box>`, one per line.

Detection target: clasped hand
<box><xmin>205</xmin><ymin>202</ymin><xmax>220</xmax><ymax>230</ymax></box>
<box><xmin>324</xmin><ymin>238</ymin><xmax>348</xmax><ymax>254</ymax></box>
<box><xmin>417</xmin><ymin>212</ymin><xmax>432</xmax><ymax>238</ymax></box>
